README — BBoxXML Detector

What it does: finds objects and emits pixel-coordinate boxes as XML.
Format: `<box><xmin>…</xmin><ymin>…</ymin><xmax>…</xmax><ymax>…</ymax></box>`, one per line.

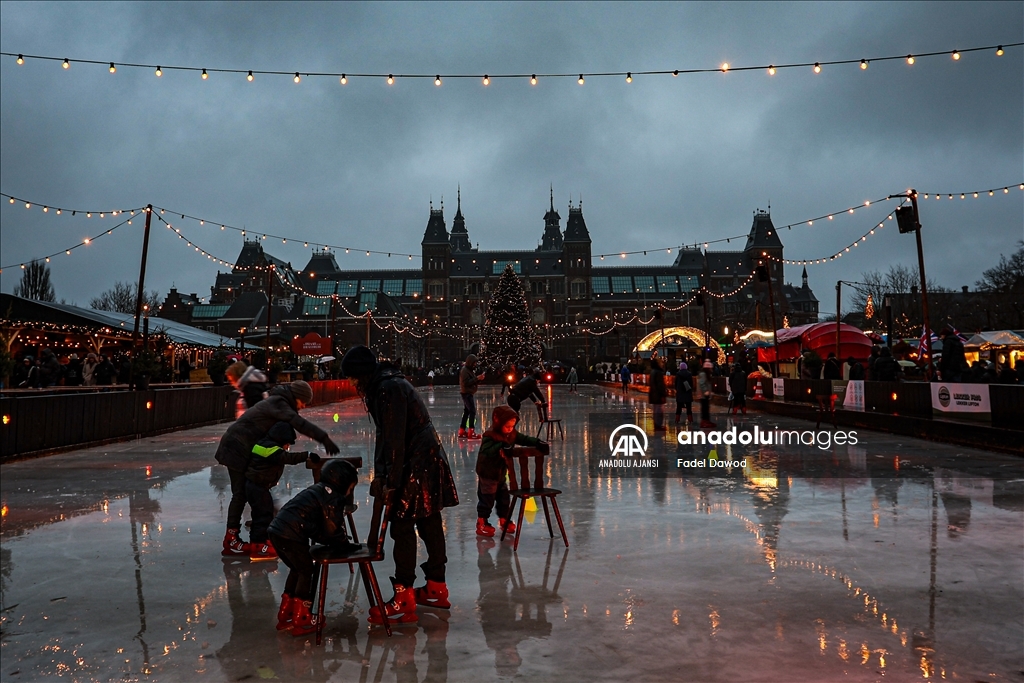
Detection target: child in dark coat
<box><xmin>475</xmin><ymin>405</ymin><xmax>549</xmax><ymax>537</ymax></box>
<box><xmin>246</xmin><ymin>422</ymin><xmax>321</xmax><ymax>561</ymax></box>
<box><xmin>268</xmin><ymin>459</ymin><xmax>359</xmax><ymax>636</ymax></box>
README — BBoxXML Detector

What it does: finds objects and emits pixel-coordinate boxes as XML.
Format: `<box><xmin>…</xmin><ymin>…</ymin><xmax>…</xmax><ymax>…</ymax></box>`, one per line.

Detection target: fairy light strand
<box><xmin>2</xmin><ymin>42</ymin><xmax>1019</xmax><ymax>86</ymax></box>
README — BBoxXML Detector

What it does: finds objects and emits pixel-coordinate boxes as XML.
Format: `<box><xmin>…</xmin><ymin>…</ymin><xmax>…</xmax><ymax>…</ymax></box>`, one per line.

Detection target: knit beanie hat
<box><xmin>341</xmin><ymin>345</ymin><xmax>378</xmax><ymax>379</ymax></box>
<box><xmin>290</xmin><ymin>380</ymin><xmax>314</xmax><ymax>405</ymax></box>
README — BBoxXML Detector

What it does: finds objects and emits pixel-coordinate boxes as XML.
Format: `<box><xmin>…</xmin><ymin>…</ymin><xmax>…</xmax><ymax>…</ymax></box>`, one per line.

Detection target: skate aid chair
<box><xmin>535</xmin><ymin>403</ymin><xmax>565</xmax><ymax>441</ymax></box>
<box><xmin>500</xmin><ymin>447</ymin><xmax>569</xmax><ymax>552</ymax></box>
<box><xmin>310</xmin><ymin>491</ymin><xmax>394</xmax><ymax>642</ymax></box>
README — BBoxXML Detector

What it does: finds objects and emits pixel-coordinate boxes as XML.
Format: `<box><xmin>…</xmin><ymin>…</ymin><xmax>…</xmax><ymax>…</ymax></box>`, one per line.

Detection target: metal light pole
<box><xmin>893</xmin><ymin>190</ymin><xmax>931</xmax><ymax>376</ymax></box>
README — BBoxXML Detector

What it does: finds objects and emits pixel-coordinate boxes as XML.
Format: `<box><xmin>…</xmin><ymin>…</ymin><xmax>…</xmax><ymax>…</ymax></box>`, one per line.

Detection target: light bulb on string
<box><xmin>155</xmin><ymin>66</ymin><xmax>162</xmax><ymax>77</ymax></box>
<box><xmin>340</xmin><ymin>74</ymin><xmax>347</xmax><ymax>84</ymax></box>
<box><xmin>767</xmin><ymin>65</ymin><xmax>775</xmax><ymax>75</ymax></box>
<box><xmin>996</xmin><ymin>46</ymin><xmax>1004</xmax><ymax>56</ymax></box>
<box><xmin>16</xmin><ymin>54</ymin><xmax>24</xmax><ymax>65</ymax></box>
<box><xmin>951</xmin><ymin>50</ymin><xmax>960</xmax><ymax>60</ymax></box>
<box><xmin>202</xmin><ymin>69</ymin><xmax>208</xmax><ymax>80</ymax></box>
<box><xmin>625</xmin><ymin>72</ymin><xmax>632</xmax><ymax>83</ymax></box>
<box><xmin>1004</xmin><ymin>187</ymin><xmax>1009</xmax><ymax>193</ymax></box>
<box><xmin>109</xmin><ymin>63</ymin><xmax>116</xmax><ymax>73</ymax></box>
<box><xmin>860</xmin><ymin>59</ymin><xmax>868</xmax><ymax>70</ymax></box>
<box><xmin>294</xmin><ymin>72</ymin><xmax>301</xmax><ymax>83</ymax></box>
<box><xmin>387</xmin><ymin>74</ymin><xmax>394</xmax><ymax>85</ymax></box>
<box><xmin>907</xmin><ymin>55</ymin><xmax>915</xmax><ymax>65</ymax></box>
<box><xmin>435</xmin><ymin>75</ymin><xmax>442</xmax><ymax>86</ymax></box>
<box><xmin>62</xmin><ymin>58</ymin><xmax>70</xmax><ymax>69</ymax></box>
<box><xmin>247</xmin><ymin>70</ymin><xmax>254</xmax><ymax>81</ymax></box>
<box><xmin>813</xmin><ymin>62</ymin><xmax>821</xmax><ymax>73</ymax></box>
<box><xmin>483</xmin><ymin>75</ymin><xmax>490</xmax><ymax>85</ymax></box>
<box><xmin>56</xmin><ymin>209</ymin><xmax>61</xmax><ymax>215</ymax></box>
<box><xmin>578</xmin><ymin>74</ymin><xmax>584</xmax><ymax>84</ymax></box>
<box><xmin>973</xmin><ymin>192</ymin><xmax>978</xmax><ymax>198</ymax></box>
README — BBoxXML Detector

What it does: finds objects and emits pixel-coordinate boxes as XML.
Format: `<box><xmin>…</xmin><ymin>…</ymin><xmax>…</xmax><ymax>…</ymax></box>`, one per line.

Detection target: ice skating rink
<box><xmin>2</xmin><ymin>385</ymin><xmax>1022</xmax><ymax>681</ymax></box>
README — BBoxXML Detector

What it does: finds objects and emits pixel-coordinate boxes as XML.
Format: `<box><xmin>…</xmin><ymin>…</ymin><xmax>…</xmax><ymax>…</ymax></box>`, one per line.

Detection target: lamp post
<box><xmin>892</xmin><ymin>190</ymin><xmax>931</xmax><ymax>377</ymax></box>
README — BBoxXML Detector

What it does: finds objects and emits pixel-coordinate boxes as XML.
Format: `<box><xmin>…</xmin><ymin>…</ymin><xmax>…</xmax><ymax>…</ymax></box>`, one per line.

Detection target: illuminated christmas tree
<box><xmin>479</xmin><ymin>264</ymin><xmax>542</xmax><ymax>371</ymax></box>
<box><xmin>864</xmin><ymin>293</ymin><xmax>875</xmax><ymax>320</ymax></box>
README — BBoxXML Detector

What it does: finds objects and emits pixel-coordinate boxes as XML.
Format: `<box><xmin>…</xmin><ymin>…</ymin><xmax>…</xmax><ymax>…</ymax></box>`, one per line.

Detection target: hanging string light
<box><xmin>5</xmin><ymin>41</ymin><xmax>1019</xmax><ymax>89</ymax></box>
<box><xmin>0</xmin><ymin>215</ymin><xmax>134</xmax><ymax>272</ymax></box>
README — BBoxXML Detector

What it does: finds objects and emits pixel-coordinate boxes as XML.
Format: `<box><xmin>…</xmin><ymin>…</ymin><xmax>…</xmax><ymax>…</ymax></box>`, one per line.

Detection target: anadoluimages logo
<box><xmin>608</xmin><ymin>424</ymin><xmax>649</xmax><ymax>457</ymax></box>
<box><xmin>938</xmin><ymin>385</ymin><xmax>951</xmax><ymax>407</ymax></box>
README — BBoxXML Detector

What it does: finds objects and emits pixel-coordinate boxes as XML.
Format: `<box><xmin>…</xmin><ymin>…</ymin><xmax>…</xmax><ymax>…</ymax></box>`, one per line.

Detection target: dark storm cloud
<box><xmin>1</xmin><ymin>1</ymin><xmax>1021</xmax><ymax>315</ymax></box>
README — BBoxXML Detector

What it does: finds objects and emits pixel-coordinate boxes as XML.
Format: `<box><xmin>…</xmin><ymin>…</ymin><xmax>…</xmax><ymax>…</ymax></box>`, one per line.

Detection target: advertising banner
<box><xmin>290</xmin><ymin>331</ymin><xmax>333</xmax><ymax>356</ymax></box>
<box><xmin>772</xmin><ymin>378</ymin><xmax>785</xmax><ymax>401</ymax></box>
<box><xmin>931</xmin><ymin>383</ymin><xmax>991</xmax><ymax>423</ymax></box>
<box><xmin>843</xmin><ymin>380</ymin><xmax>865</xmax><ymax>412</ymax></box>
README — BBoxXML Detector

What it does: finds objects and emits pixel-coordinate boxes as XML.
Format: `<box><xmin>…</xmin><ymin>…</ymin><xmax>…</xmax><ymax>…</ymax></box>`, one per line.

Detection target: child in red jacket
<box><xmin>475</xmin><ymin>405</ymin><xmax>549</xmax><ymax>537</ymax></box>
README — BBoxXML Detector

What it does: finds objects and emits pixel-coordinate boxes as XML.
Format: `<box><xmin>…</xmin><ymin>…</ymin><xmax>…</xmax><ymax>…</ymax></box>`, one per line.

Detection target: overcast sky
<box><xmin>1</xmin><ymin>1</ymin><xmax>1021</xmax><ymax>315</ymax></box>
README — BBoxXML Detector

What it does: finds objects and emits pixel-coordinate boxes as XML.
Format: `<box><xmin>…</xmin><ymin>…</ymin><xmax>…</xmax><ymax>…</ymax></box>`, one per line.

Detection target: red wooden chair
<box><xmin>499</xmin><ymin>448</ymin><xmax>569</xmax><ymax>552</ymax></box>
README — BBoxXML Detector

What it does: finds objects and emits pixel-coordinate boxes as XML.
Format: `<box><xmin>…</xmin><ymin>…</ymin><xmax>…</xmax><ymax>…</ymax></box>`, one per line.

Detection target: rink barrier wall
<box><xmin>0</xmin><ymin>380</ymin><xmax>359</xmax><ymax>462</ymax></box>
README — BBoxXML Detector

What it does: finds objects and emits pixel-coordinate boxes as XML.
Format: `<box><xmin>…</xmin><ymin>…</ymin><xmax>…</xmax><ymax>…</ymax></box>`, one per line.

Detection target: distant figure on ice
<box><xmin>475</xmin><ymin>405</ymin><xmax>549</xmax><ymax>538</ymax></box>
<box><xmin>268</xmin><ymin>458</ymin><xmax>359</xmax><ymax>637</ymax></box>
<box><xmin>341</xmin><ymin>345</ymin><xmax>459</xmax><ymax>625</ymax></box>
<box><xmin>507</xmin><ymin>368</ymin><xmax>548</xmax><ymax>422</ymax></box>
<box><xmin>458</xmin><ymin>353</ymin><xmax>486</xmax><ymax>439</ymax></box>
<box><xmin>566</xmin><ymin>365</ymin><xmax>579</xmax><ymax>393</ymax></box>
<box><xmin>214</xmin><ymin>381</ymin><xmax>340</xmax><ymax>557</ymax></box>
<box><xmin>226</xmin><ymin>361</ymin><xmax>269</xmax><ymax>419</ymax></box>
<box><xmin>674</xmin><ymin>361</ymin><xmax>694</xmax><ymax>425</ymax></box>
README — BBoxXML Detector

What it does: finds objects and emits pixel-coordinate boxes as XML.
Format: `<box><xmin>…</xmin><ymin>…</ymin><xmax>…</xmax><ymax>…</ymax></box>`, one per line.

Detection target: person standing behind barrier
<box><xmin>847</xmin><ymin>357</ymin><xmax>865</xmax><ymax>381</ymax></box>
<box><xmin>674</xmin><ymin>362</ymin><xmax>694</xmax><ymax>425</ymax></box>
<box><xmin>698</xmin><ymin>360</ymin><xmax>715</xmax><ymax>429</ymax></box>
<box><xmin>873</xmin><ymin>346</ymin><xmax>901</xmax><ymax>382</ymax></box>
<box><xmin>94</xmin><ymin>354</ymin><xmax>115</xmax><ymax>386</ymax></box>
<box><xmin>458</xmin><ymin>354</ymin><xmax>485</xmax><ymax>440</ymax></box>
<box><xmin>939</xmin><ymin>326</ymin><xmax>967</xmax><ymax>382</ymax></box>
<box><xmin>620</xmin><ymin>364</ymin><xmax>631</xmax><ymax>394</ymax></box>
<box><xmin>341</xmin><ymin>345</ymin><xmax>459</xmax><ymax>625</ymax></box>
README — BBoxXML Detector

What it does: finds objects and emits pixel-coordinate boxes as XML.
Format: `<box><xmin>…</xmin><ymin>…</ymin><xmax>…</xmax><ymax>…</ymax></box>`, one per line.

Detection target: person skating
<box><xmin>698</xmin><ymin>360</ymin><xmax>716</xmax><ymax>428</ymax></box>
<box><xmin>728</xmin><ymin>363</ymin><xmax>748</xmax><ymax>415</ymax></box>
<box><xmin>475</xmin><ymin>406</ymin><xmax>549</xmax><ymax>537</ymax></box>
<box><xmin>458</xmin><ymin>354</ymin><xmax>486</xmax><ymax>439</ymax></box>
<box><xmin>566</xmin><ymin>366</ymin><xmax>578</xmax><ymax>393</ymax></box>
<box><xmin>674</xmin><ymin>361</ymin><xmax>694</xmax><ymax>424</ymax></box>
<box><xmin>214</xmin><ymin>380</ymin><xmax>340</xmax><ymax>557</ymax></box>
<box><xmin>340</xmin><ymin>345</ymin><xmax>459</xmax><ymax>625</ymax></box>
<box><xmin>226</xmin><ymin>361</ymin><xmax>269</xmax><ymax>419</ymax></box>
<box><xmin>268</xmin><ymin>458</ymin><xmax>359</xmax><ymax>636</ymax></box>
<box><xmin>648</xmin><ymin>358</ymin><xmax>667</xmax><ymax>430</ymax></box>
<box><xmin>245</xmin><ymin>422</ymin><xmax>321</xmax><ymax>562</ymax></box>
<box><xmin>506</xmin><ymin>368</ymin><xmax>548</xmax><ymax>423</ymax></box>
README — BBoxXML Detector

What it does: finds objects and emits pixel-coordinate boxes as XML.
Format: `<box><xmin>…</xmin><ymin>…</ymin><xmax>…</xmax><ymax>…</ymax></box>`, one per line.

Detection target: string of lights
<box><xmin>3</xmin><ymin>42</ymin><xmax>1019</xmax><ymax>87</ymax></box>
<box><xmin>0</xmin><ymin>214</ymin><xmax>135</xmax><ymax>272</ymax></box>
<box><xmin>760</xmin><ymin>208</ymin><xmax>902</xmax><ymax>267</ymax></box>
<box><xmin>1</xmin><ymin>192</ymin><xmax>146</xmax><ymax>218</ymax></box>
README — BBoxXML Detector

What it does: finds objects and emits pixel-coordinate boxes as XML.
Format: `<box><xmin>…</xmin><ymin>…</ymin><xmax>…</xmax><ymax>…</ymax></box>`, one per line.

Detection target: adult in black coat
<box><xmin>38</xmin><ymin>349</ymin><xmax>62</xmax><ymax>387</ymax></box>
<box><xmin>507</xmin><ymin>370</ymin><xmax>548</xmax><ymax>422</ymax></box>
<box><xmin>214</xmin><ymin>381</ymin><xmax>339</xmax><ymax>555</ymax></box>
<box><xmin>648</xmin><ymin>359</ymin><xmax>667</xmax><ymax>430</ymax></box>
<box><xmin>674</xmin><ymin>362</ymin><xmax>694</xmax><ymax>424</ymax></box>
<box><xmin>728</xmin><ymin>364</ymin><xmax>748</xmax><ymax>415</ymax></box>
<box><xmin>873</xmin><ymin>346</ymin><xmax>901</xmax><ymax>382</ymax></box>
<box><xmin>342</xmin><ymin>345</ymin><xmax>459</xmax><ymax>625</ymax></box>
<box><xmin>939</xmin><ymin>327</ymin><xmax>967</xmax><ymax>382</ymax></box>
<box><xmin>12</xmin><ymin>357</ymin><xmax>32</xmax><ymax>388</ymax></box>
<box><xmin>823</xmin><ymin>353</ymin><xmax>843</xmax><ymax>380</ymax></box>
<box><xmin>94</xmin><ymin>355</ymin><xmax>115</xmax><ymax>385</ymax></box>
<box><xmin>847</xmin><ymin>357</ymin><xmax>865</xmax><ymax>381</ymax></box>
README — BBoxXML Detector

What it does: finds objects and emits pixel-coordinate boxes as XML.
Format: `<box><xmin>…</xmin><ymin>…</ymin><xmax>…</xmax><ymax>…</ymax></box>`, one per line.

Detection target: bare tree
<box><xmin>90</xmin><ymin>281</ymin><xmax>162</xmax><ymax>314</ymax></box>
<box><xmin>975</xmin><ymin>241</ymin><xmax>1024</xmax><ymax>329</ymax></box>
<box><xmin>851</xmin><ymin>265</ymin><xmax>947</xmax><ymax>336</ymax></box>
<box><xmin>13</xmin><ymin>260</ymin><xmax>56</xmax><ymax>301</ymax></box>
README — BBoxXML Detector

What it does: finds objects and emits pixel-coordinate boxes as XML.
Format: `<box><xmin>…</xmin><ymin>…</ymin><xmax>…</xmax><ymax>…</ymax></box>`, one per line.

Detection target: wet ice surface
<box><xmin>1</xmin><ymin>385</ymin><xmax>1022</xmax><ymax>682</ymax></box>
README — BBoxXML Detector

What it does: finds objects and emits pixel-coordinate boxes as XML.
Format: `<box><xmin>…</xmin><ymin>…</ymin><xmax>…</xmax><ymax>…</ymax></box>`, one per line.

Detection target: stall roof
<box><xmin>0</xmin><ymin>293</ymin><xmax>256</xmax><ymax>349</ymax></box>
<box><xmin>964</xmin><ymin>330</ymin><xmax>1024</xmax><ymax>348</ymax></box>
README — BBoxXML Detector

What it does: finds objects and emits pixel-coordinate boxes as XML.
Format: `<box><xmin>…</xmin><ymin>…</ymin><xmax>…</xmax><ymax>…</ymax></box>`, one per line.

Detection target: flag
<box><xmin>919</xmin><ymin>327</ymin><xmax>939</xmax><ymax>356</ymax></box>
